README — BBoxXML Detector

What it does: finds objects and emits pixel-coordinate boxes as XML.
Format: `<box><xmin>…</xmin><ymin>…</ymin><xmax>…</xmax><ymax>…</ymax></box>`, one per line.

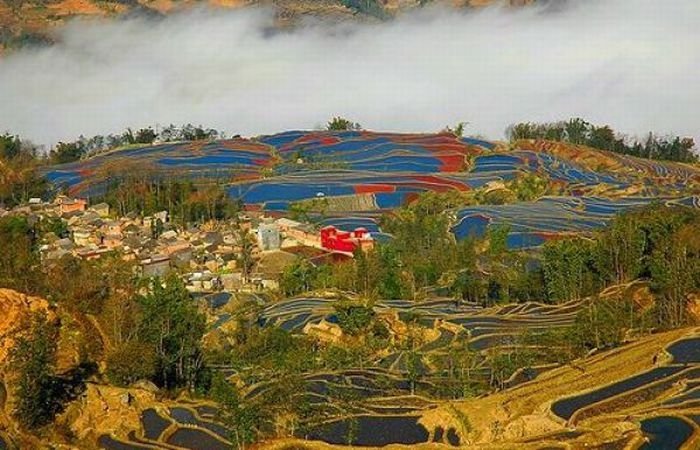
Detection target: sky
<box><xmin>0</xmin><ymin>0</ymin><xmax>698</xmax><ymax>147</ymax></box>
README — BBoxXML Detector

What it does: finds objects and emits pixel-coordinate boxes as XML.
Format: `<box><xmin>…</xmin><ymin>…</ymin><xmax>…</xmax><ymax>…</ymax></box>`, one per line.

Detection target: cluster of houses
<box><xmin>1</xmin><ymin>196</ymin><xmax>375</xmax><ymax>295</ymax></box>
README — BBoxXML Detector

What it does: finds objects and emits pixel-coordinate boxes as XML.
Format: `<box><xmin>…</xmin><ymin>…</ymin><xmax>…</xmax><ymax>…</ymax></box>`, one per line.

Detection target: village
<box><xmin>0</xmin><ymin>195</ymin><xmax>375</xmax><ymax>294</ymax></box>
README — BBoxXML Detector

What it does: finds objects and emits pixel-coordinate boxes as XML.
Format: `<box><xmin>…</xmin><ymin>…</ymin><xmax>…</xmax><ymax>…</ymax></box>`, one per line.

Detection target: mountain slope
<box><xmin>45</xmin><ymin>129</ymin><xmax>700</xmax><ymax>249</ymax></box>
<box><xmin>0</xmin><ymin>0</ymin><xmax>534</xmax><ymax>52</ymax></box>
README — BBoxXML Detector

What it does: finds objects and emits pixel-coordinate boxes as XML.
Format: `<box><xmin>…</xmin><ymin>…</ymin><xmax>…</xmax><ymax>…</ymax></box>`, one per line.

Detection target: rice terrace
<box><xmin>45</xmin><ymin>130</ymin><xmax>700</xmax><ymax>248</ymax></box>
<box><xmin>11</xmin><ymin>123</ymin><xmax>693</xmax><ymax>449</ymax></box>
<box><xmin>1</xmin><ymin>1</ymin><xmax>700</xmax><ymax>449</ymax></box>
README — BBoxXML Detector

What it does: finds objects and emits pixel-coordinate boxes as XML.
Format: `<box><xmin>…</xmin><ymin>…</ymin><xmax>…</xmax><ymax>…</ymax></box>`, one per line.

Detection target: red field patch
<box><xmin>354</xmin><ymin>184</ymin><xmax>396</xmax><ymax>194</ymax></box>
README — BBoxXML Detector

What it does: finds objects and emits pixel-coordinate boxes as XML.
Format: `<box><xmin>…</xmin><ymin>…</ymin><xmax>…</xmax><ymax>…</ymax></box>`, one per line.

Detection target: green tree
<box><xmin>542</xmin><ymin>237</ymin><xmax>599</xmax><ymax>302</ymax></box>
<box><xmin>150</xmin><ymin>218</ymin><xmax>164</xmax><ymax>239</ymax></box>
<box><xmin>106</xmin><ymin>340</ymin><xmax>158</xmax><ymax>387</ymax></box>
<box><xmin>10</xmin><ymin>312</ymin><xmax>60</xmax><ymax>429</ymax></box>
<box><xmin>279</xmin><ymin>258</ymin><xmax>318</xmax><ymax>296</ymax></box>
<box><xmin>508</xmin><ymin>173</ymin><xmax>549</xmax><ymax>202</ymax></box>
<box><xmin>326</xmin><ymin>116</ymin><xmax>362</xmax><ymax>131</ymax></box>
<box><xmin>405</xmin><ymin>351</ymin><xmax>425</xmax><ymax>395</ymax></box>
<box><xmin>570</xmin><ymin>297</ymin><xmax>648</xmax><ymax>351</ymax></box>
<box><xmin>444</xmin><ymin>121</ymin><xmax>468</xmax><ymax>137</ymax></box>
<box><xmin>649</xmin><ymin>222</ymin><xmax>700</xmax><ymax>328</ymax></box>
<box><xmin>134</xmin><ymin>127</ymin><xmax>157</xmax><ymax>144</ymax></box>
<box><xmin>42</xmin><ymin>255</ymin><xmax>108</xmax><ymax>314</ymax></box>
<box><xmin>595</xmin><ymin>212</ymin><xmax>646</xmax><ymax>285</ymax></box>
<box><xmin>138</xmin><ymin>276</ymin><xmax>206</xmax><ymax>390</ymax></box>
<box><xmin>237</xmin><ymin>231</ymin><xmax>256</xmax><ymax>283</ymax></box>
<box><xmin>505</xmin><ymin>118</ymin><xmax>697</xmax><ymax>163</ymax></box>
<box><xmin>209</xmin><ymin>374</ymin><xmax>259</xmax><ymax>450</ymax></box>
<box><xmin>334</xmin><ymin>301</ymin><xmax>375</xmax><ymax>336</ymax></box>
<box><xmin>0</xmin><ymin>135</ymin><xmax>47</xmax><ymax>207</ymax></box>
<box><xmin>50</xmin><ymin>141</ymin><xmax>85</xmax><ymax>164</ymax></box>
<box><xmin>37</xmin><ymin>217</ymin><xmax>68</xmax><ymax>238</ymax></box>
<box><xmin>487</xmin><ymin>224</ymin><xmax>510</xmax><ymax>257</ymax></box>
<box><xmin>0</xmin><ymin>133</ymin><xmax>22</xmax><ymax>160</ymax></box>
<box><xmin>0</xmin><ymin>216</ymin><xmax>39</xmax><ymax>293</ymax></box>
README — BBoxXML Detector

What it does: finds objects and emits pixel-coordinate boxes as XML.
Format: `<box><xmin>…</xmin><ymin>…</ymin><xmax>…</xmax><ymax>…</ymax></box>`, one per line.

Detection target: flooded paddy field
<box><xmin>546</xmin><ymin>334</ymin><xmax>700</xmax><ymax>450</ymax></box>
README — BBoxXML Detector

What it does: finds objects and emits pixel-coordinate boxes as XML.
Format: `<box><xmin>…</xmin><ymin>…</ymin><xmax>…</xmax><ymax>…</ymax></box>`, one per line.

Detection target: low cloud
<box><xmin>0</xmin><ymin>0</ymin><xmax>698</xmax><ymax>147</ymax></box>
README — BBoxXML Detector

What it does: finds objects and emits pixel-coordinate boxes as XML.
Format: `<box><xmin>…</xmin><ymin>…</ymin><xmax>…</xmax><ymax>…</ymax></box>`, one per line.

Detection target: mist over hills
<box><xmin>1</xmin><ymin>0</ymin><xmax>699</xmax><ymax>149</ymax></box>
<box><xmin>2</xmin><ymin>1</ymin><xmax>700</xmax><ymax>449</ymax></box>
<box><xmin>0</xmin><ymin>0</ymin><xmax>533</xmax><ymax>49</ymax></box>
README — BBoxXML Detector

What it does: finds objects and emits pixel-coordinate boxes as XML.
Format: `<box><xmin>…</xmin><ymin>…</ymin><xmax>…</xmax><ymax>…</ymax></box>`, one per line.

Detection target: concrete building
<box><xmin>320</xmin><ymin>226</ymin><xmax>374</xmax><ymax>254</ymax></box>
<box><xmin>257</xmin><ymin>220</ymin><xmax>281</xmax><ymax>251</ymax></box>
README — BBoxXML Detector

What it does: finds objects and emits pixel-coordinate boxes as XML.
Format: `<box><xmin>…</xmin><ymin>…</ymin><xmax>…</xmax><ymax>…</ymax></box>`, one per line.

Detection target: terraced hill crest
<box><xmin>46</xmin><ymin>130</ymin><xmax>700</xmax><ymax>249</ymax></box>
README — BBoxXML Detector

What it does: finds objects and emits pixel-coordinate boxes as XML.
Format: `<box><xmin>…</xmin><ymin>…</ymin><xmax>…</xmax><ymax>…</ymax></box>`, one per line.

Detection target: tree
<box><xmin>0</xmin><ymin>135</ymin><xmax>47</xmax><ymax>207</ymax></box>
<box><xmin>505</xmin><ymin>118</ymin><xmax>697</xmax><ymax>163</ymax></box>
<box><xmin>444</xmin><ymin>122</ymin><xmax>468</xmax><ymax>137</ymax></box>
<box><xmin>595</xmin><ymin>212</ymin><xmax>646</xmax><ymax>285</ymax></box>
<box><xmin>326</xmin><ymin>117</ymin><xmax>362</xmax><ymax>131</ymax></box>
<box><xmin>447</xmin><ymin>342</ymin><xmax>478</xmax><ymax>395</ymax></box>
<box><xmin>0</xmin><ymin>216</ymin><xmax>39</xmax><ymax>293</ymax></box>
<box><xmin>405</xmin><ymin>351</ymin><xmax>424</xmax><ymax>395</ymax></box>
<box><xmin>279</xmin><ymin>258</ymin><xmax>317</xmax><ymax>296</ymax></box>
<box><xmin>134</xmin><ymin>127</ymin><xmax>157</xmax><ymax>144</ymax></box>
<box><xmin>649</xmin><ymin>222</ymin><xmax>700</xmax><ymax>328</ymax></box>
<box><xmin>486</xmin><ymin>348</ymin><xmax>533</xmax><ymax>390</ymax></box>
<box><xmin>542</xmin><ymin>237</ymin><xmax>600</xmax><ymax>303</ymax></box>
<box><xmin>209</xmin><ymin>374</ymin><xmax>259</xmax><ymax>450</ymax></box>
<box><xmin>570</xmin><ymin>297</ymin><xmax>647</xmax><ymax>351</ymax></box>
<box><xmin>106</xmin><ymin>340</ymin><xmax>157</xmax><ymax>387</ymax></box>
<box><xmin>237</xmin><ymin>231</ymin><xmax>256</xmax><ymax>283</ymax></box>
<box><xmin>10</xmin><ymin>312</ymin><xmax>60</xmax><ymax>429</ymax></box>
<box><xmin>50</xmin><ymin>141</ymin><xmax>85</xmax><ymax>164</ymax></box>
<box><xmin>508</xmin><ymin>173</ymin><xmax>549</xmax><ymax>202</ymax></box>
<box><xmin>487</xmin><ymin>224</ymin><xmax>510</xmax><ymax>257</ymax></box>
<box><xmin>334</xmin><ymin>301</ymin><xmax>375</xmax><ymax>336</ymax></box>
<box><xmin>340</xmin><ymin>0</ymin><xmax>389</xmax><ymax>19</ymax></box>
<box><xmin>138</xmin><ymin>276</ymin><xmax>206</xmax><ymax>390</ymax></box>
<box><xmin>0</xmin><ymin>133</ymin><xmax>22</xmax><ymax>160</ymax></box>
<box><xmin>151</xmin><ymin>218</ymin><xmax>164</xmax><ymax>239</ymax></box>
<box><xmin>42</xmin><ymin>255</ymin><xmax>108</xmax><ymax>314</ymax></box>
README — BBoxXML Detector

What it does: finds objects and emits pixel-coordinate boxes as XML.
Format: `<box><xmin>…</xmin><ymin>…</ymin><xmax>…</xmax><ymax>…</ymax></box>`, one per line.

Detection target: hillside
<box><xmin>46</xmin><ymin>130</ymin><xmax>700</xmax><ymax>249</ymax></box>
<box><xmin>0</xmin><ymin>0</ymin><xmax>532</xmax><ymax>52</ymax></box>
<box><xmin>4</xmin><ymin>129</ymin><xmax>700</xmax><ymax>449</ymax></box>
<box><xmin>263</xmin><ymin>327</ymin><xmax>700</xmax><ymax>449</ymax></box>
<box><xmin>0</xmin><ymin>289</ymin><xmax>108</xmax><ymax>449</ymax></box>
<box><xmin>1</xmin><ymin>285</ymin><xmax>698</xmax><ymax>449</ymax></box>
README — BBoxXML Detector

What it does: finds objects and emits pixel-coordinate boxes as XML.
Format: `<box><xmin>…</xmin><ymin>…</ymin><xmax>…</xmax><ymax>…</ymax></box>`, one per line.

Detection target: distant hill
<box><xmin>0</xmin><ymin>0</ymin><xmax>534</xmax><ymax>52</ymax></box>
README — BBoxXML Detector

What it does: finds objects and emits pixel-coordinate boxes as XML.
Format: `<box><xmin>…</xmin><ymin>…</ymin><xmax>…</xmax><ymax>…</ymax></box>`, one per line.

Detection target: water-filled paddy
<box><xmin>169</xmin><ymin>407</ymin><xmax>229</xmax><ymax>439</ymax></box>
<box><xmin>98</xmin><ymin>435</ymin><xmax>155</xmax><ymax>450</ymax></box>
<box><xmin>166</xmin><ymin>428</ymin><xmax>230</xmax><ymax>450</ymax></box>
<box><xmin>305</xmin><ymin>415</ymin><xmax>429</xmax><ymax>446</ymax></box>
<box><xmin>552</xmin><ymin>367</ymin><xmax>683</xmax><ymax>420</ymax></box>
<box><xmin>666</xmin><ymin>337</ymin><xmax>700</xmax><ymax>364</ymax></box>
<box><xmin>639</xmin><ymin>416</ymin><xmax>694</xmax><ymax>450</ymax></box>
<box><xmin>140</xmin><ymin>408</ymin><xmax>170</xmax><ymax>440</ymax></box>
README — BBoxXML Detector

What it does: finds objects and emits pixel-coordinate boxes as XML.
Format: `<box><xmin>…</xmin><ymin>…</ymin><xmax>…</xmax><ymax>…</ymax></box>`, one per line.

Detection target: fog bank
<box><xmin>0</xmin><ymin>0</ymin><xmax>698</xmax><ymax>147</ymax></box>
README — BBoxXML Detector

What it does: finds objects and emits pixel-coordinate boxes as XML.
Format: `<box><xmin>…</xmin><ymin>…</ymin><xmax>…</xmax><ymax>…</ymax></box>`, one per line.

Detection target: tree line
<box><xmin>506</xmin><ymin>118</ymin><xmax>698</xmax><ymax>163</ymax></box>
<box><xmin>50</xmin><ymin>123</ymin><xmax>226</xmax><ymax>164</ymax></box>
<box><xmin>542</xmin><ymin>204</ymin><xmax>700</xmax><ymax>327</ymax></box>
<box><xmin>0</xmin><ymin>125</ymin><xmax>227</xmax><ymax>207</ymax></box>
<box><xmin>0</xmin><ymin>133</ymin><xmax>48</xmax><ymax>207</ymax></box>
<box><xmin>94</xmin><ymin>166</ymin><xmax>242</xmax><ymax>224</ymax></box>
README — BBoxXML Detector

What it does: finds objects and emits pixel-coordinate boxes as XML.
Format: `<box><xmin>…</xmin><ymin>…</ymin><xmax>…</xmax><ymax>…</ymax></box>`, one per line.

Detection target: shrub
<box><xmin>106</xmin><ymin>341</ymin><xmax>157</xmax><ymax>387</ymax></box>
